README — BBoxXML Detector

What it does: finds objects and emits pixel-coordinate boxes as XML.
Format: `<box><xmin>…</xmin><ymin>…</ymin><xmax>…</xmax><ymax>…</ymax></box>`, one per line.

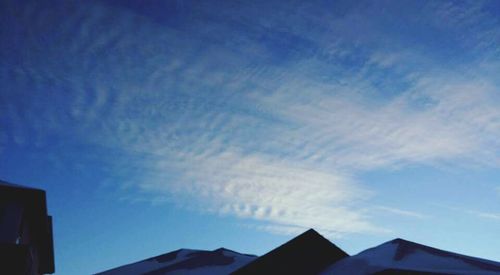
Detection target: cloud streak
<box><xmin>139</xmin><ymin>149</ymin><xmax>380</xmax><ymax>236</ymax></box>
<box><xmin>467</xmin><ymin>210</ymin><xmax>500</xmax><ymax>221</ymax></box>
<box><xmin>373</xmin><ymin>206</ymin><xmax>428</xmax><ymax>220</ymax></box>
<box><xmin>2</xmin><ymin>0</ymin><xmax>500</xmax><ymax>238</ymax></box>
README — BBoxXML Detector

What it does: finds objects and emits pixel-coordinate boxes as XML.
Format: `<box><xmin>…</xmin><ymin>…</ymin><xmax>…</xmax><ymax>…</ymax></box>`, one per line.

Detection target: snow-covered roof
<box><xmin>96</xmin><ymin>248</ymin><xmax>256</xmax><ymax>275</ymax></box>
<box><xmin>320</xmin><ymin>238</ymin><xmax>500</xmax><ymax>275</ymax></box>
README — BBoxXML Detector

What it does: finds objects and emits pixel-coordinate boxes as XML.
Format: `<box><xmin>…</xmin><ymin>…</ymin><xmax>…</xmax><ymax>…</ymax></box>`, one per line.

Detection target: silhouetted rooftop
<box><xmin>232</xmin><ymin>229</ymin><xmax>348</xmax><ymax>275</ymax></box>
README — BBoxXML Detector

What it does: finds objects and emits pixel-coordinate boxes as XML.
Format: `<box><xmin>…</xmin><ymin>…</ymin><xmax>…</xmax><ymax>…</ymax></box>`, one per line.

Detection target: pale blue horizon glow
<box><xmin>1</xmin><ymin>1</ymin><xmax>500</xmax><ymax>274</ymax></box>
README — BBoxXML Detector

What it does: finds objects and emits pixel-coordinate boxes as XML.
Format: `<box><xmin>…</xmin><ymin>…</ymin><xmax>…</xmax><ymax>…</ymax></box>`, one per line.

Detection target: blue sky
<box><xmin>1</xmin><ymin>0</ymin><xmax>500</xmax><ymax>274</ymax></box>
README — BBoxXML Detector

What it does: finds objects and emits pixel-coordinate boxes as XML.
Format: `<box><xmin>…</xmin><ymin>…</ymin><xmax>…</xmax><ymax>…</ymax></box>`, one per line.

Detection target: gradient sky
<box><xmin>1</xmin><ymin>0</ymin><xmax>500</xmax><ymax>274</ymax></box>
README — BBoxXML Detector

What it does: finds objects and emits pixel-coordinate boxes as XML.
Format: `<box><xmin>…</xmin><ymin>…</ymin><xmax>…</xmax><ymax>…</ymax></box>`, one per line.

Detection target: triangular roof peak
<box><xmin>232</xmin><ymin>228</ymin><xmax>348</xmax><ymax>275</ymax></box>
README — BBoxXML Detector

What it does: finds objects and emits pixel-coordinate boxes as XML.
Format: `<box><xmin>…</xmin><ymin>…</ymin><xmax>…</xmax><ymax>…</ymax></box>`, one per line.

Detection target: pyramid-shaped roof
<box><xmin>232</xmin><ymin>229</ymin><xmax>348</xmax><ymax>275</ymax></box>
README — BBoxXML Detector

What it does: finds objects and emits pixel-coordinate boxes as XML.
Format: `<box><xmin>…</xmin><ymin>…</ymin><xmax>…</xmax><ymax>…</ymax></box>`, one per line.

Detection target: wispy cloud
<box><xmin>467</xmin><ymin>210</ymin><xmax>500</xmax><ymax>221</ymax></box>
<box><xmin>373</xmin><ymin>206</ymin><xmax>428</xmax><ymax>219</ymax></box>
<box><xmin>2</xmin><ymin>0</ymin><xmax>500</xmax><ymax>238</ymax></box>
<box><xmin>135</xmin><ymin>147</ymin><xmax>381</xmax><ymax>236</ymax></box>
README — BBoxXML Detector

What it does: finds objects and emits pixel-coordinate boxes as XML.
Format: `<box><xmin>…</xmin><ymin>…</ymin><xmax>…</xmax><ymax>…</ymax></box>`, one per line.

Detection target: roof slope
<box><xmin>0</xmin><ymin>179</ymin><xmax>42</xmax><ymax>190</ymax></box>
<box><xmin>95</xmin><ymin>248</ymin><xmax>256</xmax><ymax>275</ymax></box>
<box><xmin>232</xmin><ymin>229</ymin><xmax>348</xmax><ymax>275</ymax></box>
<box><xmin>320</xmin><ymin>238</ymin><xmax>500</xmax><ymax>275</ymax></box>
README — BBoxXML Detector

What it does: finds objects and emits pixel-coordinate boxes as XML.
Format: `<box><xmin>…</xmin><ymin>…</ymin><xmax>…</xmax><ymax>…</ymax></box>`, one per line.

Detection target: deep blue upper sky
<box><xmin>1</xmin><ymin>0</ymin><xmax>500</xmax><ymax>274</ymax></box>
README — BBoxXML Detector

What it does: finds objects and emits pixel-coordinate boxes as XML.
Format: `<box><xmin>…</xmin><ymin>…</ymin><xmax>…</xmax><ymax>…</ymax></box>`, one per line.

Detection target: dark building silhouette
<box><xmin>96</xmin><ymin>227</ymin><xmax>500</xmax><ymax>274</ymax></box>
<box><xmin>0</xmin><ymin>180</ymin><xmax>55</xmax><ymax>275</ymax></box>
<box><xmin>232</xmin><ymin>229</ymin><xmax>348</xmax><ymax>275</ymax></box>
<box><xmin>374</xmin><ymin>269</ymin><xmax>453</xmax><ymax>275</ymax></box>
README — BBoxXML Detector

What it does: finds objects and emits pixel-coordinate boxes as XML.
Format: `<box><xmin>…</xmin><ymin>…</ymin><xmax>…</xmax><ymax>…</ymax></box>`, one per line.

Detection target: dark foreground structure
<box><xmin>0</xmin><ymin>180</ymin><xmax>55</xmax><ymax>275</ymax></box>
<box><xmin>98</xmin><ymin>227</ymin><xmax>500</xmax><ymax>275</ymax></box>
<box><xmin>232</xmin><ymin>229</ymin><xmax>348</xmax><ymax>275</ymax></box>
